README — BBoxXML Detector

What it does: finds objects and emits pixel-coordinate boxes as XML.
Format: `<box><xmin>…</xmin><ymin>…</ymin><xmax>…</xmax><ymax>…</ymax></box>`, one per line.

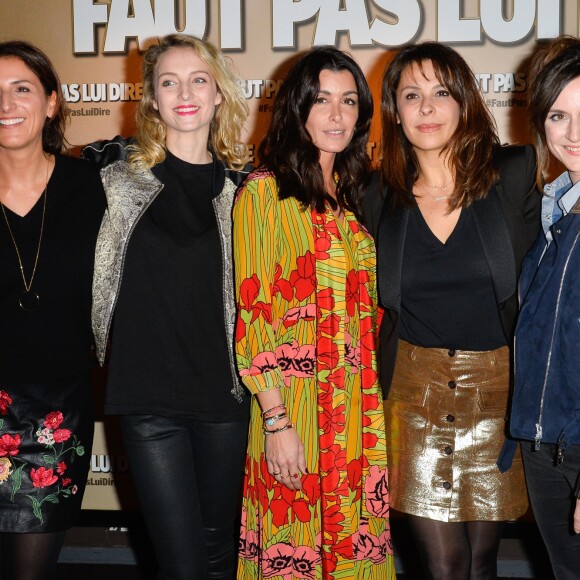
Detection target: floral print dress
<box><xmin>233</xmin><ymin>169</ymin><xmax>395</xmax><ymax>579</ymax></box>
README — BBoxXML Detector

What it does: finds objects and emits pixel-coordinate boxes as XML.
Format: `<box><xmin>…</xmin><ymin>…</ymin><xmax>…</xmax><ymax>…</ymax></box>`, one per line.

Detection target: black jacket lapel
<box><xmin>472</xmin><ymin>185</ymin><xmax>516</xmax><ymax>305</ymax></box>
<box><xmin>377</xmin><ymin>203</ymin><xmax>409</xmax><ymax>312</ymax></box>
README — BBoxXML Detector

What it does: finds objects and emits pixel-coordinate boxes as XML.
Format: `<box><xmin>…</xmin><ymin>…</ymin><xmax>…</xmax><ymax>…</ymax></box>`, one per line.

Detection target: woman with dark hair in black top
<box><xmin>0</xmin><ymin>41</ymin><xmax>105</xmax><ymax>580</ymax></box>
<box><xmin>365</xmin><ymin>42</ymin><xmax>541</xmax><ymax>580</ymax></box>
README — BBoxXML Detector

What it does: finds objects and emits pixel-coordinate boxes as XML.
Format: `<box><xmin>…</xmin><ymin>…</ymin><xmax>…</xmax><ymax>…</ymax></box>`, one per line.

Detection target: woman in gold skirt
<box><xmin>364</xmin><ymin>42</ymin><xmax>540</xmax><ymax>579</ymax></box>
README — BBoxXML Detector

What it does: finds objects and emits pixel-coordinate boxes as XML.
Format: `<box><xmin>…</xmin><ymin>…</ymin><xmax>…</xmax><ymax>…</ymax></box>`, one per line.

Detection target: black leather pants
<box><xmin>121</xmin><ymin>414</ymin><xmax>248</xmax><ymax>580</ymax></box>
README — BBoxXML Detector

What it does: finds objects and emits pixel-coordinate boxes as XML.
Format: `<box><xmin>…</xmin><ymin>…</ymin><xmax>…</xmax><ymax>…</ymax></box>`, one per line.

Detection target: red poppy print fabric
<box><xmin>233</xmin><ymin>172</ymin><xmax>395</xmax><ymax>579</ymax></box>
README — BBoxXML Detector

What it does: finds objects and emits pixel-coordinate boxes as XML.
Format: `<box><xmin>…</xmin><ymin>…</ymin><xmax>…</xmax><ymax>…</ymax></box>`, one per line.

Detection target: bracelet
<box><xmin>263</xmin><ymin>412</ymin><xmax>287</xmax><ymax>428</ymax></box>
<box><xmin>264</xmin><ymin>422</ymin><xmax>294</xmax><ymax>436</ymax></box>
<box><xmin>262</xmin><ymin>404</ymin><xmax>286</xmax><ymax>419</ymax></box>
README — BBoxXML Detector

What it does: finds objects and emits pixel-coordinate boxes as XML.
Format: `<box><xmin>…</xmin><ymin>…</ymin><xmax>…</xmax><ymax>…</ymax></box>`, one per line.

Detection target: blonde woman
<box><xmin>90</xmin><ymin>34</ymin><xmax>251</xmax><ymax>579</ymax></box>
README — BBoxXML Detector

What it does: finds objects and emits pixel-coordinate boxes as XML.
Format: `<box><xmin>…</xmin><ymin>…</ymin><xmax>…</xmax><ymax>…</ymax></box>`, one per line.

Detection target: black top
<box><xmin>363</xmin><ymin>145</ymin><xmax>541</xmax><ymax>396</ymax></box>
<box><xmin>106</xmin><ymin>151</ymin><xmax>247</xmax><ymax>420</ymax></box>
<box><xmin>0</xmin><ymin>155</ymin><xmax>106</xmax><ymax>382</ymax></box>
<box><xmin>399</xmin><ymin>206</ymin><xmax>506</xmax><ymax>350</ymax></box>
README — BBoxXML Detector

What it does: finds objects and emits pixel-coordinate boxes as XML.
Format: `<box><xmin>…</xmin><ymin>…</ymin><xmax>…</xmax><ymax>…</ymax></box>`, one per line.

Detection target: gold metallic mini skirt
<box><xmin>385</xmin><ymin>340</ymin><xmax>527</xmax><ymax>522</ymax></box>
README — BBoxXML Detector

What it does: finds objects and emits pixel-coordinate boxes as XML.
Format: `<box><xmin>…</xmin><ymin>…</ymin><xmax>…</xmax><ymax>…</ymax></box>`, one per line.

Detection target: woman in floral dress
<box><xmin>233</xmin><ymin>47</ymin><xmax>395</xmax><ymax>579</ymax></box>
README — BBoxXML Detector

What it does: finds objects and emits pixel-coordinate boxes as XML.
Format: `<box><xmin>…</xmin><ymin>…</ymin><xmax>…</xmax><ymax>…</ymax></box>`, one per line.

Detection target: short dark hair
<box><xmin>528</xmin><ymin>37</ymin><xmax>580</xmax><ymax>188</ymax></box>
<box><xmin>0</xmin><ymin>41</ymin><xmax>68</xmax><ymax>154</ymax></box>
<box><xmin>258</xmin><ymin>47</ymin><xmax>373</xmax><ymax>220</ymax></box>
<box><xmin>380</xmin><ymin>42</ymin><xmax>499</xmax><ymax>211</ymax></box>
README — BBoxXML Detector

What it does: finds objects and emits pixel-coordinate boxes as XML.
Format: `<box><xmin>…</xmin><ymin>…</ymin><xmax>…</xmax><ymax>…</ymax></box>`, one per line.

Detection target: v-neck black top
<box><xmin>399</xmin><ymin>205</ymin><xmax>506</xmax><ymax>350</ymax></box>
<box><xmin>105</xmin><ymin>151</ymin><xmax>245</xmax><ymax>420</ymax></box>
<box><xmin>0</xmin><ymin>155</ymin><xmax>106</xmax><ymax>382</ymax></box>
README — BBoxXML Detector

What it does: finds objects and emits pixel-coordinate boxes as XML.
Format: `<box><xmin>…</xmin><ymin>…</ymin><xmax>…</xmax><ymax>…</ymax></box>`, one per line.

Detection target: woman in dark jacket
<box><xmin>510</xmin><ymin>37</ymin><xmax>580</xmax><ymax>580</ymax></box>
<box><xmin>364</xmin><ymin>42</ymin><xmax>540</xmax><ymax>579</ymax></box>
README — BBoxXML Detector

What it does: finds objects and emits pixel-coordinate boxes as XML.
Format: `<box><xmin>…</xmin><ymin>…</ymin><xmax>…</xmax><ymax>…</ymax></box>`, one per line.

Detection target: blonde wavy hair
<box><xmin>129</xmin><ymin>34</ymin><xmax>250</xmax><ymax>170</ymax></box>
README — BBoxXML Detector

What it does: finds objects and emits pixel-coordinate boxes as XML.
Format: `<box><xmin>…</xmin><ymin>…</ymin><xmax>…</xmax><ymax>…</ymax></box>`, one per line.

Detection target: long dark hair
<box><xmin>527</xmin><ymin>37</ymin><xmax>580</xmax><ymax>188</ymax></box>
<box><xmin>380</xmin><ymin>42</ymin><xmax>499</xmax><ymax>211</ymax></box>
<box><xmin>259</xmin><ymin>47</ymin><xmax>373</xmax><ymax>220</ymax></box>
<box><xmin>0</xmin><ymin>41</ymin><xmax>68</xmax><ymax>154</ymax></box>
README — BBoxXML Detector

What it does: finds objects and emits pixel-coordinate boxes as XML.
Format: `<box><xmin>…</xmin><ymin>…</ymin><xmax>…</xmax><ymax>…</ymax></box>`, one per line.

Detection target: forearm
<box><xmin>255</xmin><ymin>388</ymin><xmax>284</xmax><ymax>414</ymax></box>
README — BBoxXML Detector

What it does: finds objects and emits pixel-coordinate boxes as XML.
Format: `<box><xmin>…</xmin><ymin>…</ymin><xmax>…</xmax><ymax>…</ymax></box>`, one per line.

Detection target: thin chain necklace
<box><xmin>417</xmin><ymin>177</ymin><xmax>453</xmax><ymax>202</ymax></box>
<box><xmin>422</xmin><ymin>188</ymin><xmax>450</xmax><ymax>202</ymax></box>
<box><xmin>0</xmin><ymin>162</ymin><xmax>49</xmax><ymax>311</ymax></box>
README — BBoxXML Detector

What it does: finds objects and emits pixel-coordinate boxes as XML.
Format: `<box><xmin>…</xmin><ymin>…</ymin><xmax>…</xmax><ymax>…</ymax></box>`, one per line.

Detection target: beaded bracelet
<box><xmin>263</xmin><ymin>412</ymin><xmax>287</xmax><ymax>428</ymax></box>
<box><xmin>263</xmin><ymin>422</ymin><xmax>294</xmax><ymax>436</ymax></box>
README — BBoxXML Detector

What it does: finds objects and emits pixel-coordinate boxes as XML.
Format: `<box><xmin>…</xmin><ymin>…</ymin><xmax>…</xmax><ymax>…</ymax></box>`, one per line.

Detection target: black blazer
<box><xmin>363</xmin><ymin>145</ymin><xmax>541</xmax><ymax>397</ymax></box>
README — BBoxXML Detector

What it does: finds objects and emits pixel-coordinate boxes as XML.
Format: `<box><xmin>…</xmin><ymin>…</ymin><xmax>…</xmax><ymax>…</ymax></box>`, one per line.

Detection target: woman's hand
<box><xmin>574</xmin><ymin>498</ymin><xmax>580</xmax><ymax>534</ymax></box>
<box><xmin>265</xmin><ymin>427</ymin><xmax>307</xmax><ymax>491</ymax></box>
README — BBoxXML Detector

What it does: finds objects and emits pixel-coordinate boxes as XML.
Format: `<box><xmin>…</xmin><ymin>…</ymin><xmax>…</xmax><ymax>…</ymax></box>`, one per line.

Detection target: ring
<box><xmin>280</xmin><ymin>474</ymin><xmax>289</xmax><ymax>479</ymax></box>
<box><xmin>272</xmin><ymin>471</ymin><xmax>281</xmax><ymax>475</ymax></box>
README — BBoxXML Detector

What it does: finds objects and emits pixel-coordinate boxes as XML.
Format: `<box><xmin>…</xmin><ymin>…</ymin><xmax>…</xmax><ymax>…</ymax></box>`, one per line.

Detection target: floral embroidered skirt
<box><xmin>0</xmin><ymin>375</ymin><xmax>93</xmax><ymax>532</ymax></box>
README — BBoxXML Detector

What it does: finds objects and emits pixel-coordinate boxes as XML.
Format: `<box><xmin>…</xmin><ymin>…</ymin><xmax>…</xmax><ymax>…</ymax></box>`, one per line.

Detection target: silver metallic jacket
<box><xmin>91</xmin><ymin>157</ymin><xmax>250</xmax><ymax>402</ymax></box>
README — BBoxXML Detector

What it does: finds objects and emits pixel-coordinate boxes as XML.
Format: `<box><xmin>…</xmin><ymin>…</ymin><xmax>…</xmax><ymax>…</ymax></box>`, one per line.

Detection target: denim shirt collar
<box><xmin>541</xmin><ymin>172</ymin><xmax>580</xmax><ymax>241</ymax></box>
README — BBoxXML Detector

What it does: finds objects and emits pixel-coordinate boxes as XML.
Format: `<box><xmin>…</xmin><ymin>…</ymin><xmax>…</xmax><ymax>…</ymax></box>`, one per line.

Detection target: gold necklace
<box><xmin>0</xmin><ymin>163</ymin><xmax>49</xmax><ymax>311</ymax></box>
